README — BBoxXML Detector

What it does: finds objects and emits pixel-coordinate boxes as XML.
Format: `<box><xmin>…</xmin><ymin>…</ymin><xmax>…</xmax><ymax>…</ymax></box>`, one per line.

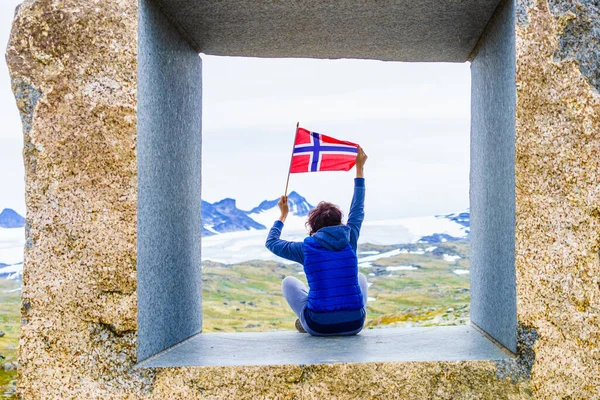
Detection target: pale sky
<box><xmin>201</xmin><ymin>56</ymin><xmax>471</xmax><ymax>220</ymax></box>
<box><xmin>1</xmin><ymin>0</ymin><xmax>25</xmax><ymax>215</ymax></box>
<box><xmin>0</xmin><ymin>1</ymin><xmax>471</xmax><ymax>221</ymax></box>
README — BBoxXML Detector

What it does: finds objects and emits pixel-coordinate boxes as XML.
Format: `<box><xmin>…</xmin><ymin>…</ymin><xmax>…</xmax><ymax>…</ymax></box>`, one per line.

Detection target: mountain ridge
<box><xmin>202</xmin><ymin>192</ymin><xmax>314</xmax><ymax>235</ymax></box>
<box><xmin>247</xmin><ymin>191</ymin><xmax>313</xmax><ymax>216</ymax></box>
<box><xmin>0</xmin><ymin>208</ymin><xmax>25</xmax><ymax>229</ymax></box>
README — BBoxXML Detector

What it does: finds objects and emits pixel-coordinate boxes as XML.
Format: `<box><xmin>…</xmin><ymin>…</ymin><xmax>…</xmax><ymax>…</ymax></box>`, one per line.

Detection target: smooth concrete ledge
<box><xmin>134</xmin><ymin>324</ymin><xmax>514</xmax><ymax>369</ymax></box>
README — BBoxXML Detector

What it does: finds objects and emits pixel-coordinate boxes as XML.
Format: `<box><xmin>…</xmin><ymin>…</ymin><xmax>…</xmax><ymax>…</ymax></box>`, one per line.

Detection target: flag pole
<box><xmin>284</xmin><ymin>122</ymin><xmax>299</xmax><ymax>196</ymax></box>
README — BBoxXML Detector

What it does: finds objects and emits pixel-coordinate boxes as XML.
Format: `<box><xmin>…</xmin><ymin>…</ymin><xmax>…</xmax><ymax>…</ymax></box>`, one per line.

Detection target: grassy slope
<box><xmin>0</xmin><ymin>279</ymin><xmax>20</xmax><ymax>398</ymax></box>
<box><xmin>202</xmin><ymin>241</ymin><xmax>470</xmax><ymax>332</ymax></box>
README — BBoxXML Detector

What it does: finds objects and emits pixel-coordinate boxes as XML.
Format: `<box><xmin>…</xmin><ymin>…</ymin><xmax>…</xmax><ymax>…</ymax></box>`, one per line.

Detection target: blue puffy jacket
<box><xmin>265</xmin><ymin>178</ymin><xmax>366</xmax><ymax>312</ymax></box>
<box><xmin>303</xmin><ymin>226</ymin><xmax>363</xmax><ymax>312</ymax></box>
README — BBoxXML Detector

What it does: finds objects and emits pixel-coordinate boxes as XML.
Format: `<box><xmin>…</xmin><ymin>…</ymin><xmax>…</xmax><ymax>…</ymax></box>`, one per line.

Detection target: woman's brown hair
<box><xmin>306</xmin><ymin>202</ymin><xmax>343</xmax><ymax>235</ymax></box>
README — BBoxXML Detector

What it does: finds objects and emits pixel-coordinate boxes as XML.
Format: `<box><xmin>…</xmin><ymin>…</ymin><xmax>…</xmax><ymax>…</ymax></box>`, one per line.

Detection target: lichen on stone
<box><xmin>516</xmin><ymin>0</ymin><xmax>534</xmax><ymax>27</ymax></box>
<box><xmin>494</xmin><ymin>324</ymin><xmax>539</xmax><ymax>384</ymax></box>
<box><xmin>9</xmin><ymin>77</ymin><xmax>42</xmax><ymax>135</ymax></box>
<box><xmin>548</xmin><ymin>0</ymin><xmax>600</xmax><ymax>93</ymax></box>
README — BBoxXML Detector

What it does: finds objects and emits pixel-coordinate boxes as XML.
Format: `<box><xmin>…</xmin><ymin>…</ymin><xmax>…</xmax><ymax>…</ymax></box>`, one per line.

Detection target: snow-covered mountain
<box><xmin>202</xmin><ymin>199</ymin><xmax>266</xmax><ymax>236</ymax></box>
<box><xmin>248</xmin><ymin>191</ymin><xmax>312</xmax><ymax>217</ymax></box>
<box><xmin>201</xmin><ymin>192</ymin><xmax>470</xmax><ymax>246</ymax></box>
<box><xmin>201</xmin><ymin>191</ymin><xmax>314</xmax><ymax>235</ymax></box>
<box><xmin>247</xmin><ymin>191</ymin><xmax>314</xmax><ymax>231</ymax></box>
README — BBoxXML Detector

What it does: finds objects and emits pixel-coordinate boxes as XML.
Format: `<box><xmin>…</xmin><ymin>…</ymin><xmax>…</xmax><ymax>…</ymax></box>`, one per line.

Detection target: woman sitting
<box><xmin>265</xmin><ymin>147</ymin><xmax>368</xmax><ymax>335</ymax></box>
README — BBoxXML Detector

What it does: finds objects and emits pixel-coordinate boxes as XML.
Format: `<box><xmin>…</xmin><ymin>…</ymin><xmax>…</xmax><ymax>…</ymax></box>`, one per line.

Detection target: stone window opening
<box><xmin>134</xmin><ymin>0</ymin><xmax>518</xmax><ymax>368</ymax></box>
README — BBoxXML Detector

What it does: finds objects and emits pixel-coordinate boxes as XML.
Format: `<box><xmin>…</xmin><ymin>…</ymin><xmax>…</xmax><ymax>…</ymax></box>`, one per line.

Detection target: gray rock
<box><xmin>2</xmin><ymin>361</ymin><xmax>18</xmax><ymax>372</ymax></box>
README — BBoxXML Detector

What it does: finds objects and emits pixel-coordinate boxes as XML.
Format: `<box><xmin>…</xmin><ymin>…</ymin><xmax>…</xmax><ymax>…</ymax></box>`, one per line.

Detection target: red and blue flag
<box><xmin>290</xmin><ymin>128</ymin><xmax>359</xmax><ymax>173</ymax></box>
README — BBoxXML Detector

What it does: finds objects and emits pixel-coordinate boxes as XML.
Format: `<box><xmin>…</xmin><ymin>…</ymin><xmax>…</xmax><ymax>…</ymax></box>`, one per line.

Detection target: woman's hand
<box><xmin>356</xmin><ymin>146</ymin><xmax>367</xmax><ymax>178</ymax></box>
<box><xmin>278</xmin><ymin>196</ymin><xmax>289</xmax><ymax>222</ymax></box>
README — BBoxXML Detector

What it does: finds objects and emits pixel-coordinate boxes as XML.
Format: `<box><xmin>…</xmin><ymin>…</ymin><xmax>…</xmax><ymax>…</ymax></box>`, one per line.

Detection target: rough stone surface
<box><xmin>5</xmin><ymin>0</ymin><xmax>600</xmax><ymax>398</ymax></box>
<box><xmin>6</xmin><ymin>0</ymin><xmax>150</xmax><ymax>397</ymax></box>
<box><xmin>514</xmin><ymin>0</ymin><xmax>600</xmax><ymax>397</ymax></box>
<box><xmin>154</xmin><ymin>0</ymin><xmax>503</xmax><ymax>62</ymax></box>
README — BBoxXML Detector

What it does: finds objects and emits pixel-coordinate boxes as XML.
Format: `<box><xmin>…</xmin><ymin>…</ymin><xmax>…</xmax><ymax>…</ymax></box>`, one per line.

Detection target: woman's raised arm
<box><xmin>265</xmin><ymin>196</ymin><xmax>304</xmax><ymax>264</ymax></box>
<box><xmin>347</xmin><ymin>147</ymin><xmax>367</xmax><ymax>251</ymax></box>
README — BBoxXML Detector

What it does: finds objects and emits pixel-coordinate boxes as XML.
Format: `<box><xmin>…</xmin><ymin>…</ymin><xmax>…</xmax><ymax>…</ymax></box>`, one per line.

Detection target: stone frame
<box><xmin>136</xmin><ymin>0</ymin><xmax>517</xmax><ymax>364</ymax></box>
<box><xmin>9</xmin><ymin>0</ymin><xmax>600</xmax><ymax>395</ymax></box>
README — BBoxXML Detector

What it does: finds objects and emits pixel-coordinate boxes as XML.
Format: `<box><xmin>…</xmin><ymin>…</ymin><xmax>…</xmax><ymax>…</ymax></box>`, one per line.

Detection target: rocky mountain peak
<box><xmin>0</xmin><ymin>209</ymin><xmax>25</xmax><ymax>229</ymax></box>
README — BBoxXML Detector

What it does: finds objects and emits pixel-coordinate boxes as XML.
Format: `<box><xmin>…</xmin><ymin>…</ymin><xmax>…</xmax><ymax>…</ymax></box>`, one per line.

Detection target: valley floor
<box><xmin>0</xmin><ymin>279</ymin><xmax>20</xmax><ymax>399</ymax></box>
<box><xmin>202</xmin><ymin>240</ymin><xmax>470</xmax><ymax>333</ymax></box>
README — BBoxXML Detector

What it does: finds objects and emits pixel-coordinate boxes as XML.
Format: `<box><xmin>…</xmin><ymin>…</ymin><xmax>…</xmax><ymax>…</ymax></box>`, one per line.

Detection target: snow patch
<box><xmin>452</xmin><ymin>269</ymin><xmax>469</xmax><ymax>275</ymax></box>
<box><xmin>357</xmin><ymin>249</ymin><xmax>402</xmax><ymax>263</ymax></box>
<box><xmin>386</xmin><ymin>265</ymin><xmax>419</xmax><ymax>271</ymax></box>
<box><xmin>202</xmin><ymin>228</ymin><xmax>307</xmax><ymax>264</ymax></box>
<box><xmin>359</xmin><ymin>214</ymin><xmax>468</xmax><ymax>245</ymax></box>
<box><xmin>204</xmin><ymin>225</ymin><xmax>219</xmax><ymax>234</ymax></box>
<box><xmin>443</xmin><ymin>254</ymin><xmax>461</xmax><ymax>262</ymax></box>
<box><xmin>0</xmin><ymin>262</ymin><xmax>23</xmax><ymax>273</ymax></box>
<box><xmin>0</xmin><ymin>262</ymin><xmax>23</xmax><ymax>280</ymax></box>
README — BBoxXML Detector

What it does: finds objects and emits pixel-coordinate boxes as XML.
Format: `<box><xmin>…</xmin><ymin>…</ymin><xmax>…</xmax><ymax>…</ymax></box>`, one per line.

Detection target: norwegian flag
<box><xmin>290</xmin><ymin>127</ymin><xmax>359</xmax><ymax>173</ymax></box>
